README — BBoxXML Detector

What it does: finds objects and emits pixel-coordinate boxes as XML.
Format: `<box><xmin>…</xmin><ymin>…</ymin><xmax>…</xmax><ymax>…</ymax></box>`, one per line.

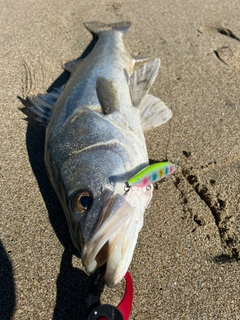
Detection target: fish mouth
<box><xmin>81</xmin><ymin>193</ymin><xmax>134</xmax><ymax>287</ymax></box>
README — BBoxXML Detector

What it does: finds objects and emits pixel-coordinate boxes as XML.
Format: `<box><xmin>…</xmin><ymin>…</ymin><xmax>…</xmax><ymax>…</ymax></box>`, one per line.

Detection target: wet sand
<box><xmin>0</xmin><ymin>0</ymin><xmax>239</xmax><ymax>319</ymax></box>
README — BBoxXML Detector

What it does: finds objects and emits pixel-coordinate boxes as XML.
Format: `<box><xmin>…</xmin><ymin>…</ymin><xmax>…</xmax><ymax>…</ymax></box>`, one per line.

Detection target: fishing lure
<box><xmin>125</xmin><ymin>162</ymin><xmax>176</xmax><ymax>189</ymax></box>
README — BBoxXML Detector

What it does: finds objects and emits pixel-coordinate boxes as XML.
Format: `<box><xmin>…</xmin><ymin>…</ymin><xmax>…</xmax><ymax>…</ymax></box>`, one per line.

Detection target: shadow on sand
<box><xmin>19</xmin><ymin>36</ymin><xmax>104</xmax><ymax>319</ymax></box>
<box><xmin>0</xmin><ymin>241</ymin><xmax>15</xmax><ymax>319</ymax></box>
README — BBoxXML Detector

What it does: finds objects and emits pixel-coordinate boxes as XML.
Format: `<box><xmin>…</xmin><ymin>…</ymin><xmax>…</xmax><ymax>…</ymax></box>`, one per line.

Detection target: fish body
<box><xmin>29</xmin><ymin>22</ymin><xmax>172</xmax><ymax>287</ymax></box>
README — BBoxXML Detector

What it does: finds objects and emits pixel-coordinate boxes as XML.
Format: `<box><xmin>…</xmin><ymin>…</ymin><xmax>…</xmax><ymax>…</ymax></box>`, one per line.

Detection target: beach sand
<box><xmin>0</xmin><ymin>0</ymin><xmax>239</xmax><ymax>319</ymax></box>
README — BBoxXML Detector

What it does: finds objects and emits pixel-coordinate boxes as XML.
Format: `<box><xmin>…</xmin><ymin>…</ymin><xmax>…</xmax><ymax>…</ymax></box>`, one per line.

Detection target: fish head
<box><xmin>49</xmin><ymin>148</ymin><xmax>153</xmax><ymax>287</ymax></box>
<box><xmin>65</xmin><ymin>174</ymin><xmax>153</xmax><ymax>287</ymax></box>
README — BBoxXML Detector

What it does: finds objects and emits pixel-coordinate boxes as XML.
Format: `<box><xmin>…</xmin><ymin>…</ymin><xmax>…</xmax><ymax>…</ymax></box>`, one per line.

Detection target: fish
<box><xmin>28</xmin><ymin>21</ymin><xmax>172</xmax><ymax>287</ymax></box>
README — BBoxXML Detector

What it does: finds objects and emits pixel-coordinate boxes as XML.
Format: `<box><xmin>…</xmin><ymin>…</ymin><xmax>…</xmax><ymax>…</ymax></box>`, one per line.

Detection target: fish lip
<box><xmin>81</xmin><ymin>186</ymin><xmax>153</xmax><ymax>287</ymax></box>
<box><xmin>81</xmin><ymin>193</ymin><xmax>133</xmax><ymax>285</ymax></box>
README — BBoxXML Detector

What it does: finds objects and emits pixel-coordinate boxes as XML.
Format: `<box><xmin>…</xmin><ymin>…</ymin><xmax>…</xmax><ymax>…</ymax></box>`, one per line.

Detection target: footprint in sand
<box><xmin>198</xmin><ymin>25</ymin><xmax>240</xmax><ymax>70</ymax></box>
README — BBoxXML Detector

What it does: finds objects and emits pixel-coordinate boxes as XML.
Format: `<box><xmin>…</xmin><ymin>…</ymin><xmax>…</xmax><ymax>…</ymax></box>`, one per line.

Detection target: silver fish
<box><xmin>28</xmin><ymin>21</ymin><xmax>172</xmax><ymax>287</ymax></box>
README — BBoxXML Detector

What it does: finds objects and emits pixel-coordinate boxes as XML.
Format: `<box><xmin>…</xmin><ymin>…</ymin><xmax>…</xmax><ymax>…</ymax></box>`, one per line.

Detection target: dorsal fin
<box><xmin>84</xmin><ymin>21</ymin><xmax>131</xmax><ymax>37</ymax></box>
<box><xmin>96</xmin><ymin>77</ymin><xmax>120</xmax><ymax>115</ymax></box>
<box><xmin>27</xmin><ymin>85</ymin><xmax>64</xmax><ymax>125</ymax></box>
<box><xmin>129</xmin><ymin>58</ymin><xmax>160</xmax><ymax>107</ymax></box>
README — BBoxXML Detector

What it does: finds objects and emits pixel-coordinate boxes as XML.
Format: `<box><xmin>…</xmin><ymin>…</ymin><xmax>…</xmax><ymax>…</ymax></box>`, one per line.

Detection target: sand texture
<box><xmin>0</xmin><ymin>0</ymin><xmax>239</xmax><ymax>319</ymax></box>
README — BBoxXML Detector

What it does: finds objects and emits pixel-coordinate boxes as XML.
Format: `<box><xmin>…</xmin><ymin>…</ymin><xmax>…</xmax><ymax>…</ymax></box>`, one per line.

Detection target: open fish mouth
<box><xmin>81</xmin><ymin>193</ymin><xmax>135</xmax><ymax>287</ymax></box>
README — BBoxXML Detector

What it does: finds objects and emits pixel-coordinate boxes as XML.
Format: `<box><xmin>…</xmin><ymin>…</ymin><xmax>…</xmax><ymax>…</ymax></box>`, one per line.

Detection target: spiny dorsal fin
<box><xmin>27</xmin><ymin>85</ymin><xmax>64</xmax><ymax>126</ymax></box>
<box><xmin>84</xmin><ymin>21</ymin><xmax>131</xmax><ymax>36</ymax></box>
<box><xmin>139</xmin><ymin>94</ymin><xmax>172</xmax><ymax>131</ymax></box>
<box><xmin>129</xmin><ymin>58</ymin><xmax>160</xmax><ymax>107</ymax></box>
<box><xmin>96</xmin><ymin>77</ymin><xmax>120</xmax><ymax>115</ymax></box>
<box><xmin>132</xmin><ymin>55</ymin><xmax>151</xmax><ymax>63</ymax></box>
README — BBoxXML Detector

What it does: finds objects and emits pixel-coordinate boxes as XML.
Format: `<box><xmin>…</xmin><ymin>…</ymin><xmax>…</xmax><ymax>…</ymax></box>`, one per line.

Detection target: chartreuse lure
<box><xmin>126</xmin><ymin>162</ymin><xmax>176</xmax><ymax>189</ymax></box>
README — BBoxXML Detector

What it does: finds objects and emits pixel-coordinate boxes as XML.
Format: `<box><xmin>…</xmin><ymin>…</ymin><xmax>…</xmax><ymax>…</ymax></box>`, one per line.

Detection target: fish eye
<box><xmin>72</xmin><ymin>191</ymin><xmax>92</xmax><ymax>214</ymax></box>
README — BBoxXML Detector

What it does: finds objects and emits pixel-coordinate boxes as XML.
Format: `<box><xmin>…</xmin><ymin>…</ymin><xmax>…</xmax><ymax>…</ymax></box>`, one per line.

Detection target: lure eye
<box><xmin>73</xmin><ymin>191</ymin><xmax>92</xmax><ymax>214</ymax></box>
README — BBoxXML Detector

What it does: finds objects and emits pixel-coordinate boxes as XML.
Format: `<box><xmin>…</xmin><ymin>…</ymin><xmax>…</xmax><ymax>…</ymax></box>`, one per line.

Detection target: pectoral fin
<box><xmin>139</xmin><ymin>94</ymin><xmax>172</xmax><ymax>131</ymax></box>
<box><xmin>129</xmin><ymin>58</ymin><xmax>160</xmax><ymax>107</ymax></box>
<box><xmin>96</xmin><ymin>77</ymin><xmax>120</xmax><ymax>115</ymax></box>
<box><xmin>63</xmin><ymin>58</ymin><xmax>83</xmax><ymax>73</ymax></box>
<box><xmin>129</xmin><ymin>58</ymin><xmax>172</xmax><ymax>130</ymax></box>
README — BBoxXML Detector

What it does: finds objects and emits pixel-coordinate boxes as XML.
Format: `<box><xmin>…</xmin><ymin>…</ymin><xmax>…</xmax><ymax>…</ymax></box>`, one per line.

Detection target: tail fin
<box><xmin>84</xmin><ymin>21</ymin><xmax>131</xmax><ymax>37</ymax></box>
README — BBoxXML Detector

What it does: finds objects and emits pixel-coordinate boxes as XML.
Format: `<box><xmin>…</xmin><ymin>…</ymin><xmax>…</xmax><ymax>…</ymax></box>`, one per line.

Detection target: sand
<box><xmin>0</xmin><ymin>0</ymin><xmax>239</xmax><ymax>319</ymax></box>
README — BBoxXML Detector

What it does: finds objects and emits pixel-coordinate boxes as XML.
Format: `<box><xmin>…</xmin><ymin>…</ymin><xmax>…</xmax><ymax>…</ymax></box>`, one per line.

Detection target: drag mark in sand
<box><xmin>22</xmin><ymin>60</ymin><xmax>33</xmax><ymax>99</ymax></box>
<box><xmin>21</xmin><ymin>58</ymin><xmax>48</xmax><ymax>99</ymax></box>
<box><xmin>198</xmin><ymin>26</ymin><xmax>240</xmax><ymax>42</ymax></box>
<box><xmin>214</xmin><ymin>46</ymin><xmax>240</xmax><ymax>70</ymax></box>
<box><xmin>174</xmin><ymin>159</ymin><xmax>240</xmax><ymax>260</ymax></box>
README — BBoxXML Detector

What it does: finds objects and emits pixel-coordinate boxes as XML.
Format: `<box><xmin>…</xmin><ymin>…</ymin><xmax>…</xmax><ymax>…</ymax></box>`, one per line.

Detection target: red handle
<box><xmin>116</xmin><ymin>271</ymin><xmax>133</xmax><ymax>320</ymax></box>
<box><xmin>99</xmin><ymin>271</ymin><xmax>134</xmax><ymax>320</ymax></box>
